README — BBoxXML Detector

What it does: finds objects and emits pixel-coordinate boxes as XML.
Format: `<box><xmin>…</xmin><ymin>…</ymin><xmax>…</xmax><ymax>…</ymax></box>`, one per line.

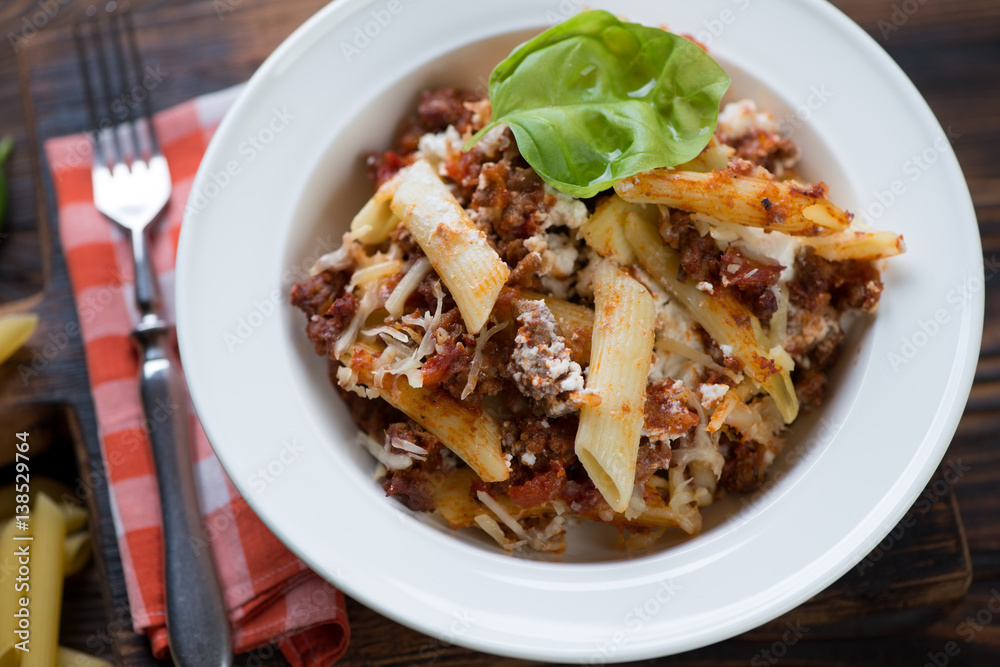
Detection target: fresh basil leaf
<box><xmin>466</xmin><ymin>10</ymin><xmax>730</xmax><ymax>198</ymax></box>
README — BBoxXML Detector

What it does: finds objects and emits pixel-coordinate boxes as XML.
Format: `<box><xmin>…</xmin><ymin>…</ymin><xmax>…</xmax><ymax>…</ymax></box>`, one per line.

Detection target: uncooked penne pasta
<box><xmin>803</xmin><ymin>229</ymin><xmax>906</xmax><ymax>261</ymax></box>
<box><xmin>57</xmin><ymin>646</ymin><xmax>114</xmax><ymax>667</ymax></box>
<box><xmin>574</xmin><ymin>261</ymin><xmax>656</xmax><ymax>513</ymax></box>
<box><xmin>350</xmin><ymin>172</ymin><xmax>402</xmax><ymax>244</ymax></box>
<box><xmin>0</xmin><ymin>519</ymin><xmax>16</xmax><ymax>657</ymax></box>
<box><xmin>391</xmin><ymin>159</ymin><xmax>510</xmax><ymax>334</ymax></box>
<box><xmin>614</xmin><ymin>169</ymin><xmax>850</xmax><ymax>235</ymax></box>
<box><xmin>23</xmin><ymin>493</ymin><xmax>67</xmax><ymax>667</ymax></box>
<box><xmin>624</xmin><ymin>215</ymin><xmax>799</xmax><ymax>423</ymax></box>
<box><xmin>350</xmin><ymin>346</ymin><xmax>509</xmax><ymax>482</ymax></box>
<box><xmin>63</xmin><ymin>531</ymin><xmax>93</xmax><ymax>578</ymax></box>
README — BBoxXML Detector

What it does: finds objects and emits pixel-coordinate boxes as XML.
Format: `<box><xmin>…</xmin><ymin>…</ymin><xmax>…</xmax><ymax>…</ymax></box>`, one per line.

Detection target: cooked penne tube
<box><xmin>350</xmin><ymin>172</ymin><xmax>402</xmax><ymax>244</ymax></box>
<box><xmin>349</xmin><ymin>347</ymin><xmax>509</xmax><ymax>482</ymax></box>
<box><xmin>63</xmin><ymin>531</ymin><xmax>93</xmax><ymax>578</ymax></box>
<box><xmin>391</xmin><ymin>159</ymin><xmax>510</xmax><ymax>334</ymax></box>
<box><xmin>614</xmin><ymin>169</ymin><xmax>850</xmax><ymax>235</ymax></box>
<box><xmin>24</xmin><ymin>493</ymin><xmax>67</xmax><ymax>667</ymax></box>
<box><xmin>624</xmin><ymin>215</ymin><xmax>799</xmax><ymax>423</ymax></box>
<box><xmin>673</xmin><ymin>138</ymin><xmax>734</xmax><ymax>173</ymax></box>
<box><xmin>579</xmin><ymin>195</ymin><xmax>657</xmax><ymax>265</ymax></box>
<box><xmin>574</xmin><ymin>261</ymin><xmax>656</xmax><ymax>513</ymax></box>
<box><xmin>802</xmin><ymin>229</ymin><xmax>906</xmax><ymax>261</ymax></box>
<box><xmin>57</xmin><ymin>646</ymin><xmax>115</xmax><ymax>667</ymax></box>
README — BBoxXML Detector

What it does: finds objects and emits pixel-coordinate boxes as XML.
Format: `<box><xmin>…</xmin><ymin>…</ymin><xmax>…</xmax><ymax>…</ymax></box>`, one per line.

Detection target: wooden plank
<box><xmin>0</xmin><ymin>0</ymin><xmax>996</xmax><ymax>666</ymax></box>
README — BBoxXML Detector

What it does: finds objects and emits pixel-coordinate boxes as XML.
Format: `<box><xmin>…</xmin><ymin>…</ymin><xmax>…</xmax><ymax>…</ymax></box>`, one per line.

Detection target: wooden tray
<box><xmin>2</xmin><ymin>0</ymin><xmax>998</xmax><ymax>664</ymax></box>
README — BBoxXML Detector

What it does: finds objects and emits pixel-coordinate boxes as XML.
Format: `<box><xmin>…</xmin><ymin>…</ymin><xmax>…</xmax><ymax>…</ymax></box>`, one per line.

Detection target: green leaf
<box><xmin>466</xmin><ymin>10</ymin><xmax>730</xmax><ymax>198</ymax></box>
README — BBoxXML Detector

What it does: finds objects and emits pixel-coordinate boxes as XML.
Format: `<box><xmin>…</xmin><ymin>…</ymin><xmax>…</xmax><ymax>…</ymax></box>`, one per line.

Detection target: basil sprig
<box><xmin>466</xmin><ymin>10</ymin><xmax>730</xmax><ymax>198</ymax></box>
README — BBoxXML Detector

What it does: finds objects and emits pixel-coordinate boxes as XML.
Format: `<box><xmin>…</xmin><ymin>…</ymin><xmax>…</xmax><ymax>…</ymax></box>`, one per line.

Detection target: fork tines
<box><xmin>73</xmin><ymin>3</ymin><xmax>160</xmax><ymax>169</ymax></box>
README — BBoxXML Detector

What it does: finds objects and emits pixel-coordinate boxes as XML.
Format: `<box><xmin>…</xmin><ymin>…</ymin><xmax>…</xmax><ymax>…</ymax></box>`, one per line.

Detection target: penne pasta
<box><xmin>574</xmin><ymin>261</ymin><xmax>656</xmax><ymax>513</ymax></box>
<box><xmin>391</xmin><ymin>159</ymin><xmax>510</xmax><ymax>334</ymax></box>
<box><xmin>350</xmin><ymin>172</ymin><xmax>402</xmax><ymax>244</ymax></box>
<box><xmin>57</xmin><ymin>646</ymin><xmax>114</xmax><ymax>667</ymax></box>
<box><xmin>0</xmin><ymin>644</ymin><xmax>16</xmax><ymax>667</ymax></box>
<box><xmin>673</xmin><ymin>138</ymin><xmax>734</xmax><ymax>173</ymax></box>
<box><xmin>63</xmin><ymin>531</ymin><xmax>93</xmax><ymax>578</ymax></box>
<box><xmin>349</xmin><ymin>346</ymin><xmax>509</xmax><ymax>482</ymax></box>
<box><xmin>24</xmin><ymin>493</ymin><xmax>67</xmax><ymax>667</ymax></box>
<box><xmin>624</xmin><ymin>215</ymin><xmax>799</xmax><ymax>423</ymax></box>
<box><xmin>579</xmin><ymin>195</ymin><xmax>657</xmax><ymax>265</ymax></box>
<box><xmin>802</xmin><ymin>229</ymin><xmax>906</xmax><ymax>261</ymax></box>
<box><xmin>614</xmin><ymin>169</ymin><xmax>850</xmax><ymax>235</ymax></box>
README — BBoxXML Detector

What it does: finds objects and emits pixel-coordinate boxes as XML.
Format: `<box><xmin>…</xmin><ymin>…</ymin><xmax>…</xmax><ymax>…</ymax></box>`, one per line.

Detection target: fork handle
<box><xmin>131</xmin><ymin>227</ymin><xmax>159</xmax><ymax>317</ymax></box>
<box><xmin>134</xmin><ymin>318</ymin><xmax>233</xmax><ymax>667</ymax></box>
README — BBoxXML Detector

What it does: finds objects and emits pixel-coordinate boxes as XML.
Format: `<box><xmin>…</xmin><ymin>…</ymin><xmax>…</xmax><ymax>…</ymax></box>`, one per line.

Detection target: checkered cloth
<box><xmin>44</xmin><ymin>85</ymin><xmax>350</xmax><ymax>667</ymax></box>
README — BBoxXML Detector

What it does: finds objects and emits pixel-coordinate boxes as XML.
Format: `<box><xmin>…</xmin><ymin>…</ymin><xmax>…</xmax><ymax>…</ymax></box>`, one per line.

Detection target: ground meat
<box><xmin>720</xmin><ymin>434</ymin><xmax>768</xmax><ymax>493</ymax></box>
<box><xmin>677</xmin><ymin>225</ymin><xmax>720</xmax><ymax>284</ymax></box>
<box><xmin>634</xmin><ymin>439</ymin><xmax>672</xmax><ymax>485</ymax></box>
<box><xmin>398</xmin><ymin>88</ymin><xmax>483</xmax><ymax>152</ymax></box>
<box><xmin>718</xmin><ymin>246</ymin><xmax>783</xmax><ymax>321</ymax></box>
<box><xmin>383</xmin><ymin>471</ymin><xmax>435</xmax><ymax>511</ymax></box>
<box><xmin>420</xmin><ymin>309</ymin><xmax>475</xmax><ymax>392</ymax></box>
<box><xmin>794</xmin><ymin>366</ymin><xmax>828</xmax><ymax>408</ymax></box>
<box><xmin>502</xmin><ymin>415</ymin><xmax>578</xmax><ymax>472</ymax></box>
<box><xmin>365</xmin><ymin>150</ymin><xmax>413</xmax><ymax>190</ymax></box>
<box><xmin>470</xmin><ymin>155</ymin><xmax>550</xmax><ymax>265</ymax></box>
<box><xmin>789</xmin><ymin>248</ymin><xmax>883</xmax><ymax>313</ymax></box>
<box><xmin>290</xmin><ymin>270</ymin><xmax>356</xmax><ymax>358</ymax></box>
<box><xmin>508</xmin><ymin>461</ymin><xmax>566</xmax><ymax>509</ymax></box>
<box><xmin>643</xmin><ymin>379</ymin><xmax>699</xmax><ymax>442</ymax></box>
<box><xmin>508</xmin><ymin>299</ymin><xmax>586</xmax><ymax>417</ymax></box>
<box><xmin>506</xmin><ymin>251</ymin><xmax>544</xmax><ymax>290</ymax></box>
<box><xmin>725</xmin><ymin>132</ymin><xmax>799</xmax><ymax>177</ymax></box>
<box><xmin>382</xmin><ymin>421</ymin><xmax>452</xmax><ymax>512</ymax></box>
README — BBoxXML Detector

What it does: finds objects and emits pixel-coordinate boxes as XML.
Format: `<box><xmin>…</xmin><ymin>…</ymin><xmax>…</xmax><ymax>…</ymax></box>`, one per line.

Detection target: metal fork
<box><xmin>74</xmin><ymin>6</ymin><xmax>232</xmax><ymax>666</ymax></box>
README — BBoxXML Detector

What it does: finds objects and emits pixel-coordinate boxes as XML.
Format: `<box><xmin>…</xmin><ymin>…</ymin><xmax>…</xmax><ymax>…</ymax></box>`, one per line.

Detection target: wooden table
<box><xmin>1</xmin><ymin>0</ymin><xmax>999</xmax><ymax>664</ymax></box>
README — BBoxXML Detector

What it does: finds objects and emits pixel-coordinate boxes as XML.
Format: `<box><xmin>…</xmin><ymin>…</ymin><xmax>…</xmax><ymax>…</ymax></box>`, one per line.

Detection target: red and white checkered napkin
<box><xmin>44</xmin><ymin>86</ymin><xmax>350</xmax><ymax>666</ymax></box>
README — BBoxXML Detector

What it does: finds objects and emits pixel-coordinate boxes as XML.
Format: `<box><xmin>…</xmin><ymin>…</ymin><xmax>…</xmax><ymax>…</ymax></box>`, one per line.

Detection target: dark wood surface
<box><xmin>1</xmin><ymin>0</ymin><xmax>998</xmax><ymax>665</ymax></box>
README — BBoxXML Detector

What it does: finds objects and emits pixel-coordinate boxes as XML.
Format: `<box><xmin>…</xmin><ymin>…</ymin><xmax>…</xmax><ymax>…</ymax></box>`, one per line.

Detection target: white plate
<box><xmin>177</xmin><ymin>0</ymin><xmax>983</xmax><ymax>661</ymax></box>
